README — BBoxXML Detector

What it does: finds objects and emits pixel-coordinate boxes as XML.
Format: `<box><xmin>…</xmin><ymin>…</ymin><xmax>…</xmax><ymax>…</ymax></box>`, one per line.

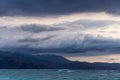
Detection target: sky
<box><xmin>0</xmin><ymin>0</ymin><xmax>120</xmax><ymax>63</ymax></box>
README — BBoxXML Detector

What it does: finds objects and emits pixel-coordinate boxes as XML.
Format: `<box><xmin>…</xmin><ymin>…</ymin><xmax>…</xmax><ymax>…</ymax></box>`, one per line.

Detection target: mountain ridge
<box><xmin>0</xmin><ymin>51</ymin><xmax>120</xmax><ymax>69</ymax></box>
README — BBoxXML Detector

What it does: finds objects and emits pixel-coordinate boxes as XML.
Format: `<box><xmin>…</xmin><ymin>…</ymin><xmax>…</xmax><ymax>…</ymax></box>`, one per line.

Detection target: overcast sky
<box><xmin>0</xmin><ymin>0</ymin><xmax>120</xmax><ymax>62</ymax></box>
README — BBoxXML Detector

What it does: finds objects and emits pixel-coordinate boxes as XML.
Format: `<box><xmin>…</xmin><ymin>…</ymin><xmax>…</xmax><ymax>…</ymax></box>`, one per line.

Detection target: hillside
<box><xmin>0</xmin><ymin>51</ymin><xmax>120</xmax><ymax>69</ymax></box>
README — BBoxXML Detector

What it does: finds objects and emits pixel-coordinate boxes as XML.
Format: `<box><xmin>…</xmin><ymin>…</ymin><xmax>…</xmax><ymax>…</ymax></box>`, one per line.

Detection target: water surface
<box><xmin>0</xmin><ymin>69</ymin><xmax>120</xmax><ymax>80</ymax></box>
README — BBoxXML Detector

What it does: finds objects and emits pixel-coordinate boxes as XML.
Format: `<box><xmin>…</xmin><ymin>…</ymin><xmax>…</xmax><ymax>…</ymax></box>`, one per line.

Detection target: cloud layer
<box><xmin>0</xmin><ymin>0</ymin><xmax>120</xmax><ymax>16</ymax></box>
<box><xmin>0</xmin><ymin>0</ymin><xmax>120</xmax><ymax>58</ymax></box>
<box><xmin>0</xmin><ymin>24</ymin><xmax>120</xmax><ymax>56</ymax></box>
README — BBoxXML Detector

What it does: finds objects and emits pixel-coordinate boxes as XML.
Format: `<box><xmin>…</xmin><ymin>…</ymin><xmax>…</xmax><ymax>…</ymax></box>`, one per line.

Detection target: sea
<box><xmin>0</xmin><ymin>69</ymin><xmax>120</xmax><ymax>80</ymax></box>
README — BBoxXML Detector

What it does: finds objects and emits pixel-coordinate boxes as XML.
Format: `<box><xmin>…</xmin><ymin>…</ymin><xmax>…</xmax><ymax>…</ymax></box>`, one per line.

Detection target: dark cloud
<box><xmin>17</xmin><ymin>20</ymin><xmax>115</xmax><ymax>33</ymax></box>
<box><xmin>40</xmin><ymin>35</ymin><xmax>56</xmax><ymax>41</ymax></box>
<box><xmin>0</xmin><ymin>0</ymin><xmax>120</xmax><ymax>16</ymax></box>
<box><xmin>1</xmin><ymin>35</ymin><xmax>120</xmax><ymax>56</ymax></box>
<box><xmin>18</xmin><ymin>38</ymin><xmax>39</xmax><ymax>43</ymax></box>
<box><xmin>19</xmin><ymin>24</ymin><xmax>63</xmax><ymax>33</ymax></box>
<box><xmin>18</xmin><ymin>35</ymin><xmax>56</xmax><ymax>43</ymax></box>
<box><xmin>0</xmin><ymin>26</ymin><xmax>7</xmax><ymax>29</ymax></box>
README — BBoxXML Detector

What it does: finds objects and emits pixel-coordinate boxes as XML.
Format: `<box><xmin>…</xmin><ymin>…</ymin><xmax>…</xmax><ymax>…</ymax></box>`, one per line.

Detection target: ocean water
<box><xmin>0</xmin><ymin>69</ymin><xmax>120</xmax><ymax>80</ymax></box>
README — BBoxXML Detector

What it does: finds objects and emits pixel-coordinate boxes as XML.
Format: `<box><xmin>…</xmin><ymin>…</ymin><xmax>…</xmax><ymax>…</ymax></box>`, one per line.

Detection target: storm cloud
<box><xmin>0</xmin><ymin>0</ymin><xmax>120</xmax><ymax>16</ymax></box>
<box><xmin>1</xmin><ymin>34</ymin><xmax>120</xmax><ymax>56</ymax></box>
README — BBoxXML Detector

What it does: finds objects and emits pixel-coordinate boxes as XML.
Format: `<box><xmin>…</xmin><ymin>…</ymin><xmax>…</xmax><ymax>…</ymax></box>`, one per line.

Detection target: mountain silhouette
<box><xmin>0</xmin><ymin>51</ymin><xmax>120</xmax><ymax>69</ymax></box>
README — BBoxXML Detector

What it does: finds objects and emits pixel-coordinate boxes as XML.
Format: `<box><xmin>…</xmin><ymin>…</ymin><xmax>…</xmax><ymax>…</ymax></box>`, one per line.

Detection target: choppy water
<box><xmin>0</xmin><ymin>69</ymin><xmax>120</xmax><ymax>80</ymax></box>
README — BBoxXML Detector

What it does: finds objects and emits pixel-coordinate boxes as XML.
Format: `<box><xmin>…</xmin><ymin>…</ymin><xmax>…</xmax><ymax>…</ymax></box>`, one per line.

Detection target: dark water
<box><xmin>0</xmin><ymin>69</ymin><xmax>120</xmax><ymax>80</ymax></box>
